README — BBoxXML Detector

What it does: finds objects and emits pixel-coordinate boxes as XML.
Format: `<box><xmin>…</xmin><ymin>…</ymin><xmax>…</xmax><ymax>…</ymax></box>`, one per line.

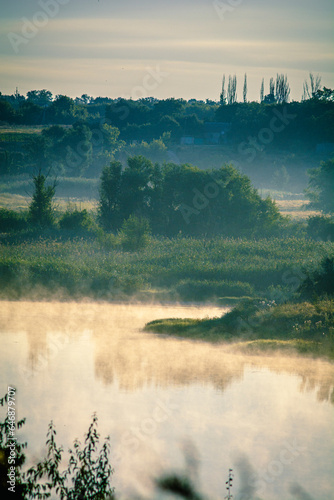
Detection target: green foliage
<box><xmin>0</xmin><ymin>236</ymin><xmax>332</xmax><ymax>301</ymax></box>
<box><xmin>97</xmin><ymin>156</ymin><xmax>285</xmax><ymax>238</ymax></box>
<box><xmin>28</xmin><ymin>172</ymin><xmax>56</xmax><ymax>228</ymax></box>
<box><xmin>119</xmin><ymin>214</ymin><xmax>151</xmax><ymax>251</ymax></box>
<box><xmin>24</xmin><ymin>415</ymin><xmax>115</xmax><ymax>500</ymax></box>
<box><xmin>0</xmin><ymin>208</ymin><xmax>27</xmax><ymax>232</ymax></box>
<box><xmin>305</xmin><ymin>158</ymin><xmax>334</xmax><ymax>214</ymax></box>
<box><xmin>299</xmin><ymin>256</ymin><xmax>334</xmax><ymax>299</ymax></box>
<box><xmin>58</xmin><ymin>208</ymin><xmax>94</xmax><ymax>232</ymax></box>
<box><xmin>174</xmin><ymin>279</ymin><xmax>254</xmax><ymax>301</ymax></box>
<box><xmin>98</xmin><ymin>161</ymin><xmax>123</xmax><ymax>231</ymax></box>
<box><xmin>0</xmin><ymin>398</ymin><xmax>115</xmax><ymax>500</ymax></box>
<box><xmin>306</xmin><ymin>215</ymin><xmax>334</xmax><ymax>241</ymax></box>
<box><xmin>146</xmin><ymin>297</ymin><xmax>334</xmax><ymax>358</ymax></box>
<box><xmin>125</xmin><ymin>137</ymin><xmax>168</xmax><ymax>163</ymax></box>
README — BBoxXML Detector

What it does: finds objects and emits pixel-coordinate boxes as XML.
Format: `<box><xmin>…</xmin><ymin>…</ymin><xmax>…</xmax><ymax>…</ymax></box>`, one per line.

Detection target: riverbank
<box><xmin>144</xmin><ymin>297</ymin><xmax>334</xmax><ymax>361</ymax></box>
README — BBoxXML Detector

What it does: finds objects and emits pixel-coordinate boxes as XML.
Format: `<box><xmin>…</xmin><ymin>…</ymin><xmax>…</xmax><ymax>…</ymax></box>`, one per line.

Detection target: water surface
<box><xmin>0</xmin><ymin>301</ymin><xmax>333</xmax><ymax>499</ymax></box>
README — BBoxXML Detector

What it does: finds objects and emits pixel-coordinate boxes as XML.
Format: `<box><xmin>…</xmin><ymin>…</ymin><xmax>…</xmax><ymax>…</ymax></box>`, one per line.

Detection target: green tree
<box><xmin>26</xmin><ymin>89</ymin><xmax>53</xmax><ymax>107</ymax></box>
<box><xmin>260</xmin><ymin>78</ymin><xmax>264</xmax><ymax>102</ymax></box>
<box><xmin>119</xmin><ymin>214</ymin><xmax>151</xmax><ymax>251</ymax></box>
<box><xmin>119</xmin><ymin>155</ymin><xmax>154</xmax><ymax>220</ymax></box>
<box><xmin>305</xmin><ymin>158</ymin><xmax>334</xmax><ymax>213</ymax></box>
<box><xmin>243</xmin><ymin>73</ymin><xmax>248</xmax><ymax>103</ymax></box>
<box><xmin>227</xmin><ymin>75</ymin><xmax>237</xmax><ymax>105</ymax></box>
<box><xmin>220</xmin><ymin>75</ymin><xmax>227</xmax><ymax>105</ymax></box>
<box><xmin>275</xmin><ymin>74</ymin><xmax>290</xmax><ymax>104</ymax></box>
<box><xmin>299</xmin><ymin>256</ymin><xmax>334</xmax><ymax>299</ymax></box>
<box><xmin>0</xmin><ymin>99</ymin><xmax>16</xmax><ymax>123</ymax></box>
<box><xmin>28</xmin><ymin>171</ymin><xmax>56</xmax><ymax>227</ymax></box>
<box><xmin>302</xmin><ymin>73</ymin><xmax>322</xmax><ymax>101</ymax></box>
<box><xmin>98</xmin><ymin>161</ymin><xmax>123</xmax><ymax>231</ymax></box>
<box><xmin>26</xmin><ymin>135</ymin><xmax>52</xmax><ymax>170</ymax></box>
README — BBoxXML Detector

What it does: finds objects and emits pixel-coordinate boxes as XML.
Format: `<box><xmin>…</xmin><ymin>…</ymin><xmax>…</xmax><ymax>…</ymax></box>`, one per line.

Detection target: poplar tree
<box><xmin>243</xmin><ymin>73</ymin><xmax>248</xmax><ymax>103</ymax></box>
<box><xmin>260</xmin><ymin>78</ymin><xmax>264</xmax><ymax>102</ymax></box>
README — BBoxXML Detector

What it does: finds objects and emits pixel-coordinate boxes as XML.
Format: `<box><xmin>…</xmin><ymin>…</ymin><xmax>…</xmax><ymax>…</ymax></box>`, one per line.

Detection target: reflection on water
<box><xmin>0</xmin><ymin>301</ymin><xmax>333</xmax><ymax>500</ymax></box>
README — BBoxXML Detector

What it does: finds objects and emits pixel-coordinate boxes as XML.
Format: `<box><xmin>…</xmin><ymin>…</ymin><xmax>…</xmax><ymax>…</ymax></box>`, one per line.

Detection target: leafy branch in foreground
<box><xmin>23</xmin><ymin>413</ymin><xmax>115</xmax><ymax>500</ymax></box>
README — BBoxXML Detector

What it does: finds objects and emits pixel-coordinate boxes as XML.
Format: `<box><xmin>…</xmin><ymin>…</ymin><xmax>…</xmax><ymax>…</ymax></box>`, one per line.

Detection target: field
<box><xmin>275</xmin><ymin>199</ymin><xmax>320</xmax><ymax>220</ymax></box>
<box><xmin>0</xmin><ymin>236</ymin><xmax>332</xmax><ymax>302</ymax></box>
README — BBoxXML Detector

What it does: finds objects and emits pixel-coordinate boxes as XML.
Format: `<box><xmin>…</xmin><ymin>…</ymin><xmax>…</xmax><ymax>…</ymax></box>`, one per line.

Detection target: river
<box><xmin>0</xmin><ymin>301</ymin><xmax>333</xmax><ymax>499</ymax></box>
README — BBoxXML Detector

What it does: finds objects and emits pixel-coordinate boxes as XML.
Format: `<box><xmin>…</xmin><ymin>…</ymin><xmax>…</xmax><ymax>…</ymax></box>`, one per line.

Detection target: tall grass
<box><xmin>0</xmin><ymin>236</ymin><xmax>332</xmax><ymax>301</ymax></box>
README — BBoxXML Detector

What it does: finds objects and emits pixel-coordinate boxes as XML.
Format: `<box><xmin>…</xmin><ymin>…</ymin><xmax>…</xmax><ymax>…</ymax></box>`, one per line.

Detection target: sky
<box><xmin>0</xmin><ymin>0</ymin><xmax>333</xmax><ymax>102</ymax></box>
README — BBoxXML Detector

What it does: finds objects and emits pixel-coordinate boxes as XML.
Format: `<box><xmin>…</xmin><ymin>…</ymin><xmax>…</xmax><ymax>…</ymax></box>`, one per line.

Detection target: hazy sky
<box><xmin>1</xmin><ymin>0</ymin><xmax>333</xmax><ymax>101</ymax></box>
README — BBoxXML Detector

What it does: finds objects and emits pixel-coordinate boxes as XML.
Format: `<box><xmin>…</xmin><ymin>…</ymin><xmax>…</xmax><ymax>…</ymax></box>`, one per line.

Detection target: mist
<box><xmin>1</xmin><ymin>300</ymin><xmax>333</xmax><ymax>499</ymax></box>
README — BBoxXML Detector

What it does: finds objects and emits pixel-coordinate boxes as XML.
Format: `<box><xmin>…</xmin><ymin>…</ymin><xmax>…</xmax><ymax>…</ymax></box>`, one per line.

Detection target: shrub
<box><xmin>299</xmin><ymin>256</ymin><xmax>334</xmax><ymax>299</ymax></box>
<box><xmin>119</xmin><ymin>214</ymin><xmax>151</xmax><ymax>251</ymax></box>
<box><xmin>306</xmin><ymin>215</ymin><xmax>334</xmax><ymax>241</ymax></box>
<box><xmin>0</xmin><ymin>393</ymin><xmax>115</xmax><ymax>500</ymax></box>
<box><xmin>0</xmin><ymin>208</ymin><xmax>27</xmax><ymax>232</ymax></box>
<box><xmin>58</xmin><ymin>208</ymin><xmax>94</xmax><ymax>232</ymax></box>
<box><xmin>174</xmin><ymin>279</ymin><xmax>254</xmax><ymax>301</ymax></box>
<box><xmin>28</xmin><ymin>172</ymin><xmax>56</xmax><ymax>228</ymax></box>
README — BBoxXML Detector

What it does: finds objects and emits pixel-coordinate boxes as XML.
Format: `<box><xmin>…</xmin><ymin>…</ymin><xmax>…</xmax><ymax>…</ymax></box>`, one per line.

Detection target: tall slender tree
<box><xmin>220</xmin><ymin>75</ymin><xmax>227</xmax><ymax>105</ymax></box>
<box><xmin>269</xmin><ymin>77</ymin><xmax>275</xmax><ymax>97</ymax></box>
<box><xmin>260</xmin><ymin>78</ymin><xmax>264</xmax><ymax>102</ymax></box>
<box><xmin>303</xmin><ymin>73</ymin><xmax>322</xmax><ymax>100</ymax></box>
<box><xmin>275</xmin><ymin>73</ymin><xmax>290</xmax><ymax>104</ymax></box>
<box><xmin>28</xmin><ymin>171</ymin><xmax>56</xmax><ymax>227</ymax></box>
<box><xmin>227</xmin><ymin>75</ymin><xmax>237</xmax><ymax>105</ymax></box>
<box><xmin>243</xmin><ymin>73</ymin><xmax>248</xmax><ymax>103</ymax></box>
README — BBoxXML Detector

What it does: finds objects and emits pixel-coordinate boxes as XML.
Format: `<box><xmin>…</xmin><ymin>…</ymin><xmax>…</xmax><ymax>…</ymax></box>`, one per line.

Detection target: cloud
<box><xmin>0</xmin><ymin>0</ymin><xmax>333</xmax><ymax>99</ymax></box>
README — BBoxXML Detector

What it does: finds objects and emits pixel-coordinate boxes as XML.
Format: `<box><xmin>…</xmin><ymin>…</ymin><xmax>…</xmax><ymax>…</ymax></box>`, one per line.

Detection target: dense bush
<box><xmin>119</xmin><ymin>214</ymin><xmax>151</xmax><ymax>251</ymax></box>
<box><xmin>0</xmin><ymin>208</ymin><xmax>27</xmax><ymax>232</ymax></box>
<box><xmin>58</xmin><ymin>208</ymin><xmax>95</xmax><ymax>232</ymax></box>
<box><xmin>305</xmin><ymin>158</ymin><xmax>334</xmax><ymax>214</ymax></box>
<box><xmin>306</xmin><ymin>215</ymin><xmax>334</xmax><ymax>241</ymax></box>
<box><xmin>299</xmin><ymin>256</ymin><xmax>334</xmax><ymax>299</ymax></box>
<box><xmin>98</xmin><ymin>156</ymin><xmax>286</xmax><ymax>238</ymax></box>
<box><xmin>174</xmin><ymin>279</ymin><xmax>254</xmax><ymax>301</ymax></box>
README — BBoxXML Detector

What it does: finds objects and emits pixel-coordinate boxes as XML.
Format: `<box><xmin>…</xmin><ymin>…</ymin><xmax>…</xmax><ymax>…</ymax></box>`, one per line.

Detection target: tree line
<box><xmin>97</xmin><ymin>156</ymin><xmax>285</xmax><ymax>238</ymax></box>
<box><xmin>1</xmin><ymin>101</ymin><xmax>334</xmax><ymax>178</ymax></box>
<box><xmin>0</xmin><ymin>156</ymin><xmax>333</xmax><ymax>245</ymax></box>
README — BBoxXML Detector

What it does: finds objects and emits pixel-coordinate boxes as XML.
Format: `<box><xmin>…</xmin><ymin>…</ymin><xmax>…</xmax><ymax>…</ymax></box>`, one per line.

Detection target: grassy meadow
<box><xmin>145</xmin><ymin>297</ymin><xmax>334</xmax><ymax>360</ymax></box>
<box><xmin>0</xmin><ymin>235</ymin><xmax>332</xmax><ymax>302</ymax></box>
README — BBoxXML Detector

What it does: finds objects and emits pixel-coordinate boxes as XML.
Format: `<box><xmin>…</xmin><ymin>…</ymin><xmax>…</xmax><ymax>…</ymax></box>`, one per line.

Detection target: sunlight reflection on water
<box><xmin>0</xmin><ymin>301</ymin><xmax>333</xmax><ymax>499</ymax></box>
